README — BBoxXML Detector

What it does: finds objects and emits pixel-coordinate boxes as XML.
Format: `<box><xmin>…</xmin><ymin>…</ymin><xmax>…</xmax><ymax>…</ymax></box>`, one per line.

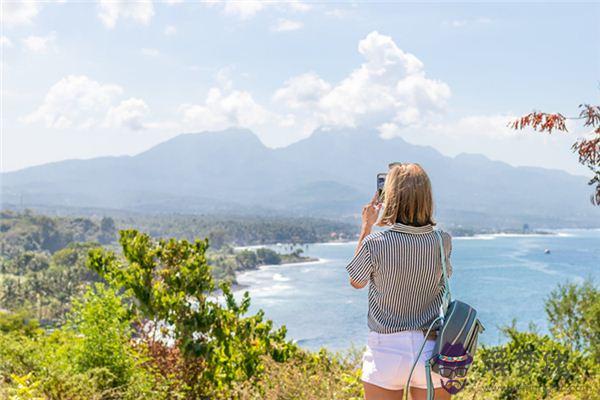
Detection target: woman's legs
<box><xmin>409</xmin><ymin>387</ymin><xmax>451</xmax><ymax>400</ymax></box>
<box><xmin>363</xmin><ymin>382</ymin><xmax>451</xmax><ymax>400</ymax></box>
<box><xmin>363</xmin><ymin>381</ymin><xmax>403</xmax><ymax>400</ymax></box>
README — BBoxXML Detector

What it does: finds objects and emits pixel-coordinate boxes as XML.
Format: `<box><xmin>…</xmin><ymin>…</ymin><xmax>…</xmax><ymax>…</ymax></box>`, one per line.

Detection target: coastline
<box><xmin>230</xmin><ymin>256</ymin><xmax>322</xmax><ymax>292</ymax></box>
<box><xmin>227</xmin><ymin>228</ymin><xmax>588</xmax><ymax>290</ymax></box>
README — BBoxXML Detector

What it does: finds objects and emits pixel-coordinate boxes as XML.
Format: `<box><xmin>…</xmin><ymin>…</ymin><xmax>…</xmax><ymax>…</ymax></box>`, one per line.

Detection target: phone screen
<box><xmin>377</xmin><ymin>173</ymin><xmax>387</xmax><ymax>202</ymax></box>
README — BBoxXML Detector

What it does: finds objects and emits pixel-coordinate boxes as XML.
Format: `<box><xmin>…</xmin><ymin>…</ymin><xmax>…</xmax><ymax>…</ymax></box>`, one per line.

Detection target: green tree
<box><xmin>545</xmin><ymin>280</ymin><xmax>600</xmax><ymax>362</ymax></box>
<box><xmin>68</xmin><ymin>283</ymin><xmax>135</xmax><ymax>389</ymax></box>
<box><xmin>99</xmin><ymin>217</ymin><xmax>116</xmax><ymax>244</ymax></box>
<box><xmin>87</xmin><ymin>230</ymin><xmax>296</xmax><ymax>397</ymax></box>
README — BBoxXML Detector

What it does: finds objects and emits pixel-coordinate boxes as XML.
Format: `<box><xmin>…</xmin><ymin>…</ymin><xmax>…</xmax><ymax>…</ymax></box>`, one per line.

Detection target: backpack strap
<box><xmin>434</xmin><ymin>230</ymin><xmax>451</xmax><ymax>315</ymax></box>
<box><xmin>403</xmin><ymin>316</ymin><xmax>442</xmax><ymax>400</ymax></box>
<box><xmin>425</xmin><ymin>362</ymin><xmax>434</xmax><ymax>400</ymax></box>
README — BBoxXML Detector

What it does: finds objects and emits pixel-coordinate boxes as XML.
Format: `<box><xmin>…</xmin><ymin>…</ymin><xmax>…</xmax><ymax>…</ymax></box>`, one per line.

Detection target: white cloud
<box><xmin>179</xmin><ymin>87</ymin><xmax>269</xmax><ymax>131</ymax></box>
<box><xmin>1</xmin><ymin>1</ymin><xmax>41</xmax><ymax>27</ymax></box>
<box><xmin>141</xmin><ymin>47</ymin><xmax>160</xmax><ymax>57</ymax></box>
<box><xmin>206</xmin><ymin>0</ymin><xmax>310</xmax><ymax>19</ymax></box>
<box><xmin>272</xmin><ymin>18</ymin><xmax>303</xmax><ymax>32</ymax></box>
<box><xmin>166</xmin><ymin>0</ymin><xmax>184</xmax><ymax>4</ymax></box>
<box><xmin>21</xmin><ymin>75</ymin><xmax>140</xmax><ymax>130</ymax></box>
<box><xmin>272</xmin><ymin>31</ymin><xmax>450</xmax><ymax>132</ymax></box>
<box><xmin>97</xmin><ymin>0</ymin><xmax>154</xmax><ymax>29</ymax></box>
<box><xmin>287</xmin><ymin>0</ymin><xmax>311</xmax><ymax>12</ymax></box>
<box><xmin>164</xmin><ymin>25</ymin><xmax>177</xmax><ymax>36</ymax></box>
<box><xmin>22</xmin><ymin>32</ymin><xmax>57</xmax><ymax>54</ymax></box>
<box><xmin>105</xmin><ymin>98</ymin><xmax>150</xmax><ymax>130</ymax></box>
<box><xmin>222</xmin><ymin>0</ymin><xmax>264</xmax><ymax>19</ymax></box>
<box><xmin>274</xmin><ymin>73</ymin><xmax>331</xmax><ymax>109</ymax></box>
<box><xmin>0</xmin><ymin>36</ymin><xmax>13</xmax><ymax>48</ymax></box>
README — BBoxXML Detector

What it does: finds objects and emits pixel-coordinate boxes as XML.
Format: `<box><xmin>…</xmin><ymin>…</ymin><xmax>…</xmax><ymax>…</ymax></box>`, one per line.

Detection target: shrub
<box><xmin>88</xmin><ymin>230</ymin><xmax>298</xmax><ymax>398</ymax></box>
<box><xmin>545</xmin><ymin>280</ymin><xmax>600</xmax><ymax>363</ymax></box>
<box><xmin>67</xmin><ymin>283</ymin><xmax>135</xmax><ymax>389</ymax></box>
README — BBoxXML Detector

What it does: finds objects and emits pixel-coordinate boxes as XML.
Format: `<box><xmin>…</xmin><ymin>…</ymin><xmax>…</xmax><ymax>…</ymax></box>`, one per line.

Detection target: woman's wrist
<box><xmin>360</xmin><ymin>224</ymin><xmax>373</xmax><ymax>236</ymax></box>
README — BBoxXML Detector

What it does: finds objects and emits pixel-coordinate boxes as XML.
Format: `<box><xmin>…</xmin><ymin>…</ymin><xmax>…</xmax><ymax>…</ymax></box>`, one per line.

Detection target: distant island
<box><xmin>446</xmin><ymin>224</ymin><xmax>555</xmax><ymax>238</ymax></box>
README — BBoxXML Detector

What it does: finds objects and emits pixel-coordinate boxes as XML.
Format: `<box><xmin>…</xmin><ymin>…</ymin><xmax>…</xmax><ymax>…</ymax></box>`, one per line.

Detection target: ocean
<box><xmin>233</xmin><ymin>230</ymin><xmax>600</xmax><ymax>351</ymax></box>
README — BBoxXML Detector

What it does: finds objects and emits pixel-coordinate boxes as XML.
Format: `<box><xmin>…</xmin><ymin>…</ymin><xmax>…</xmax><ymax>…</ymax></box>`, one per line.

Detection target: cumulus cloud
<box><xmin>179</xmin><ymin>87</ymin><xmax>270</xmax><ymax>132</ymax></box>
<box><xmin>272</xmin><ymin>19</ymin><xmax>303</xmax><ymax>32</ymax></box>
<box><xmin>105</xmin><ymin>98</ymin><xmax>150</xmax><ymax>130</ymax></box>
<box><xmin>272</xmin><ymin>31</ymin><xmax>450</xmax><ymax>134</ymax></box>
<box><xmin>97</xmin><ymin>0</ymin><xmax>154</xmax><ymax>28</ymax></box>
<box><xmin>1</xmin><ymin>1</ymin><xmax>41</xmax><ymax>27</ymax></box>
<box><xmin>274</xmin><ymin>73</ymin><xmax>331</xmax><ymax>109</ymax></box>
<box><xmin>173</xmin><ymin>32</ymin><xmax>451</xmax><ymax>145</ymax></box>
<box><xmin>21</xmin><ymin>75</ymin><xmax>151</xmax><ymax>131</ymax></box>
<box><xmin>22</xmin><ymin>32</ymin><xmax>57</xmax><ymax>54</ymax></box>
<box><xmin>206</xmin><ymin>0</ymin><xmax>310</xmax><ymax>19</ymax></box>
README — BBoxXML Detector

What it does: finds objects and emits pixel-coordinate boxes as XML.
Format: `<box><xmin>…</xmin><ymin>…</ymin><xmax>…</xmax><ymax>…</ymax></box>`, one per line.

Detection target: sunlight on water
<box><xmin>234</xmin><ymin>230</ymin><xmax>600</xmax><ymax>351</ymax></box>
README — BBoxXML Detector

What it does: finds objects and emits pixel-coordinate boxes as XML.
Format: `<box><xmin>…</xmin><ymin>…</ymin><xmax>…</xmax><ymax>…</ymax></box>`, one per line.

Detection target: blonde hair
<box><xmin>377</xmin><ymin>163</ymin><xmax>435</xmax><ymax>227</ymax></box>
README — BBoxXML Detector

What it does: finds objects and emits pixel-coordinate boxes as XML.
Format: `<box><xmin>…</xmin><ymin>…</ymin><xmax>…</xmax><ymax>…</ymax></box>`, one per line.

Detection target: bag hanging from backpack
<box><xmin>404</xmin><ymin>230</ymin><xmax>485</xmax><ymax>400</ymax></box>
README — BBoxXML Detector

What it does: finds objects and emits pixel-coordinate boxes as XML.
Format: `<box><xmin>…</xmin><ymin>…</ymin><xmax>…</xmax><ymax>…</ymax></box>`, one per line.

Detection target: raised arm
<box><xmin>347</xmin><ymin>193</ymin><xmax>381</xmax><ymax>289</ymax></box>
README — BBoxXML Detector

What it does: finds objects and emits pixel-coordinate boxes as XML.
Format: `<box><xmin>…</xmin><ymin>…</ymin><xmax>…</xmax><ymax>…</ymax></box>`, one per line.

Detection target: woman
<box><xmin>346</xmin><ymin>163</ymin><xmax>452</xmax><ymax>400</ymax></box>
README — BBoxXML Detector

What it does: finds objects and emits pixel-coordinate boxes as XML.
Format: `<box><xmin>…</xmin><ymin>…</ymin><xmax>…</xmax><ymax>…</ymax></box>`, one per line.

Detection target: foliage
<box><xmin>232</xmin><ymin>349</ymin><xmax>364</xmax><ymax>400</ymax></box>
<box><xmin>0</xmin><ymin>242</ymin><xmax>101</xmax><ymax>323</ymax></box>
<box><xmin>462</xmin><ymin>327</ymin><xmax>595</xmax><ymax>399</ymax></box>
<box><xmin>0</xmin><ymin>310</ymin><xmax>40</xmax><ymax>336</ymax></box>
<box><xmin>545</xmin><ymin>280</ymin><xmax>600</xmax><ymax>362</ymax></box>
<box><xmin>208</xmin><ymin>245</ymin><xmax>312</xmax><ymax>283</ymax></box>
<box><xmin>511</xmin><ymin>104</ymin><xmax>600</xmax><ymax>204</ymax></box>
<box><xmin>120</xmin><ymin>214</ymin><xmax>356</xmax><ymax>246</ymax></box>
<box><xmin>67</xmin><ymin>283</ymin><xmax>135</xmax><ymax>389</ymax></box>
<box><xmin>88</xmin><ymin>230</ymin><xmax>298</xmax><ymax>397</ymax></box>
<box><xmin>0</xmin><ymin>210</ymin><xmax>116</xmax><ymax>258</ymax></box>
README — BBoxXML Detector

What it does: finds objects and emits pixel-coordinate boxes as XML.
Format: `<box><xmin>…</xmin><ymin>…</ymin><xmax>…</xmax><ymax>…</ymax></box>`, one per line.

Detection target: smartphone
<box><xmin>377</xmin><ymin>173</ymin><xmax>387</xmax><ymax>203</ymax></box>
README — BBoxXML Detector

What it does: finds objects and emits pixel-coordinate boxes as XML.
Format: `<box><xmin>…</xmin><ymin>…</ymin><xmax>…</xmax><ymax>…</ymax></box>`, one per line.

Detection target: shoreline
<box><xmin>227</xmin><ymin>228</ymin><xmax>590</xmax><ymax>289</ymax></box>
<box><xmin>231</xmin><ymin>257</ymin><xmax>325</xmax><ymax>292</ymax></box>
<box><xmin>234</xmin><ymin>228</ymin><xmax>588</xmax><ymax>250</ymax></box>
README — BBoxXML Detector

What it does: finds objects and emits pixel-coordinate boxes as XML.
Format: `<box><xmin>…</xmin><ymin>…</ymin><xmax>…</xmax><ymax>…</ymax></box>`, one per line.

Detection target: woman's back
<box><xmin>347</xmin><ymin>223</ymin><xmax>452</xmax><ymax>334</ymax></box>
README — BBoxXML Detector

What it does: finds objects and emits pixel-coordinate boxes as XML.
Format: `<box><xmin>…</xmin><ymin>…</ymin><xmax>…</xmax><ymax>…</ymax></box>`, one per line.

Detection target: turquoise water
<box><xmin>234</xmin><ymin>230</ymin><xmax>600</xmax><ymax>351</ymax></box>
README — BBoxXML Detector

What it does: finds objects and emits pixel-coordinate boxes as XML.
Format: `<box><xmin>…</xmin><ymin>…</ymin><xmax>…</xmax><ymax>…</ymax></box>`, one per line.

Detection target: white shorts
<box><xmin>361</xmin><ymin>330</ymin><xmax>443</xmax><ymax>390</ymax></box>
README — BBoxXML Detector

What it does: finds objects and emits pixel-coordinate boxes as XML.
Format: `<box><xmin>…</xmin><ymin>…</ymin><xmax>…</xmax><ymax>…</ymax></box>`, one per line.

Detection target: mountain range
<box><xmin>2</xmin><ymin>128</ymin><xmax>599</xmax><ymax>228</ymax></box>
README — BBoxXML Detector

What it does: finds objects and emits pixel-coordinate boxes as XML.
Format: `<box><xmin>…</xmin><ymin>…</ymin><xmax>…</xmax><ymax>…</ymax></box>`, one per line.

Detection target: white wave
<box><xmin>273</xmin><ymin>273</ymin><xmax>290</xmax><ymax>282</ymax></box>
<box><xmin>250</xmin><ymin>283</ymin><xmax>293</xmax><ymax>297</ymax></box>
<box><xmin>454</xmin><ymin>235</ymin><xmax>496</xmax><ymax>240</ymax></box>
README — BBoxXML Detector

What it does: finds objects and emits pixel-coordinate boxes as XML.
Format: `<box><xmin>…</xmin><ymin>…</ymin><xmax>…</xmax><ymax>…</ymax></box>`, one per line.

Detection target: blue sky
<box><xmin>1</xmin><ymin>1</ymin><xmax>599</xmax><ymax>174</ymax></box>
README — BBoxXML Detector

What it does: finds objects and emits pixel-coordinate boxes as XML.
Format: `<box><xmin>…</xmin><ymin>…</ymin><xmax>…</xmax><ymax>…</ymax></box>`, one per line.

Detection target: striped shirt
<box><xmin>346</xmin><ymin>222</ymin><xmax>452</xmax><ymax>334</ymax></box>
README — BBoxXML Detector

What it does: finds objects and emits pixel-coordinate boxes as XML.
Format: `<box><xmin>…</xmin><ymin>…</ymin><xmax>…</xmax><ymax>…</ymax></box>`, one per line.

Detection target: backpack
<box><xmin>404</xmin><ymin>230</ymin><xmax>485</xmax><ymax>399</ymax></box>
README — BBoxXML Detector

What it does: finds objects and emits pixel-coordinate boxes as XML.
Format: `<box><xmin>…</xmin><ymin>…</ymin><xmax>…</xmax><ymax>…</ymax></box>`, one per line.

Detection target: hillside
<box><xmin>2</xmin><ymin>127</ymin><xmax>599</xmax><ymax>228</ymax></box>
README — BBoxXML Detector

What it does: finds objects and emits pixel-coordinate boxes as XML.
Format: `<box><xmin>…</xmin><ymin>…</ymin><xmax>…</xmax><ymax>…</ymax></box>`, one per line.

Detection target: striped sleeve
<box><xmin>346</xmin><ymin>240</ymin><xmax>374</xmax><ymax>283</ymax></box>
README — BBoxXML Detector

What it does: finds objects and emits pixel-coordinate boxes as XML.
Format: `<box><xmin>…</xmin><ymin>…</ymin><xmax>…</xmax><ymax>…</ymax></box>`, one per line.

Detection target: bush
<box><xmin>545</xmin><ymin>280</ymin><xmax>600</xmax><ymax>363</ymax></box>
<box><xmin>462</xmin><ymin>327</ymin><xmax>595</xmax><ymax>399</ymax></box>
<box><xmin>67</xmin><ymin>283</ymin><xmax>136</xmax><ymax>389</ymax></box>
<box><xmin>88</xmin><ymin>230</ymin><xmax>298</xmax><ymax>398</ymax></box>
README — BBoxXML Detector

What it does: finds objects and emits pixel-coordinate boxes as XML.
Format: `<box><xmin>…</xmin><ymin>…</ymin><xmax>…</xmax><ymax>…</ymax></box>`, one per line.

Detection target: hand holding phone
<box><xmin>377</xmin><ymin>173</ymin><xmax>387</xmax><ymax>203</ymax></box>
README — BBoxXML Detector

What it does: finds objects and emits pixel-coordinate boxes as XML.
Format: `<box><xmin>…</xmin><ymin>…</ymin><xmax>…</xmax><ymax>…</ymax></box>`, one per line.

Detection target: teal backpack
<box><xmin>404</xmin><ymin>230</ymin><xmax>485</xmax><ymax>399</ymax></box>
